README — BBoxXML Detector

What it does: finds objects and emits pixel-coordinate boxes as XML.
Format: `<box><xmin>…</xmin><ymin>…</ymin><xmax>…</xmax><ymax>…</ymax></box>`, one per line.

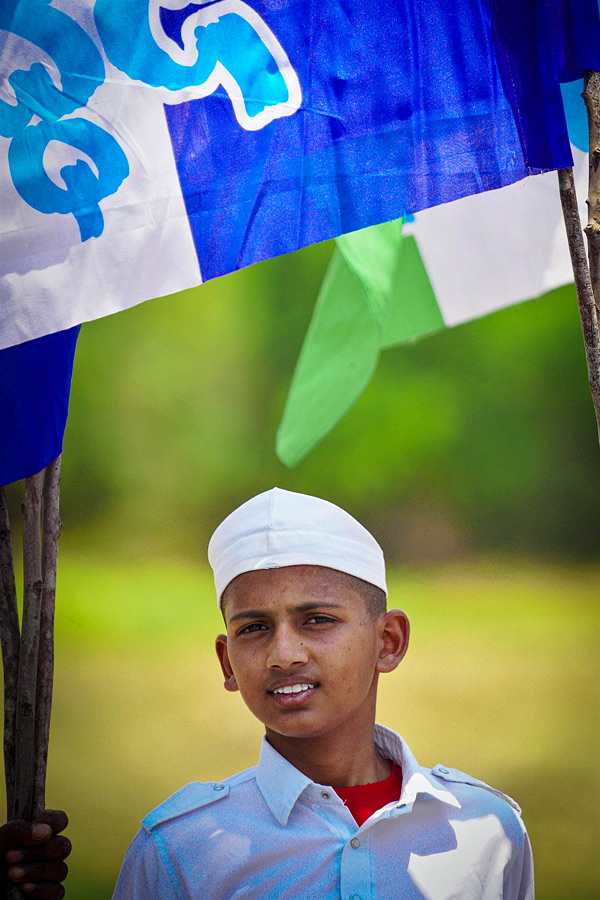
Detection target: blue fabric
<box><xmin>166</xmin><ymin>0</ymin><xmax>575</xmax><ymax>282</ymax></box>
<box><xmin>489</xmin><ymin>0</ymin><xmax>572</xmax><ymax>169</ymax></box>
<box><xmin>562</xmin><ymin>80</ymin><xmax>589</xmax><ymax>151</ymax></box>
<box><xmin>0</xmin><ymin>327</ymin><xmax>79</xmax><ymax>486</ymax></box>
<box><xmin>546</xmin><ymin>0</ymin><xmax>600</xmax><ymax>81</ymax></box>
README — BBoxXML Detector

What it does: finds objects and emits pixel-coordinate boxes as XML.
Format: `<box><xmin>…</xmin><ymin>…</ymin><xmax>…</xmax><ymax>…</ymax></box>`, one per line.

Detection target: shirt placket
<box><xmin>305</xmin><ymin>787</ymin><xmax>374</xmax><ymax>900</ymax></box>
<box><xmin>339</xmin><ymin>795</ymin><xmax>419</xmax><ymax>900</ymax></box>
<box><xmin>338</xmin><ymin>828</ymin><xmax>373</xmax><ymax>900</ymax></box>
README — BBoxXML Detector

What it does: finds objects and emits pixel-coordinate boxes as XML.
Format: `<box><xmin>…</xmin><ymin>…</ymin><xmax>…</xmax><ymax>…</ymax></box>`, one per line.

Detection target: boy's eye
<box><xmin>237</xmin><ymin>622</ymin><xmax>268</xmax><ymax>635</ymax></box>
<box><xmin>305</xmin><ymin>615</ymin><xmax>336</xmax><ymax>625</ymax></box>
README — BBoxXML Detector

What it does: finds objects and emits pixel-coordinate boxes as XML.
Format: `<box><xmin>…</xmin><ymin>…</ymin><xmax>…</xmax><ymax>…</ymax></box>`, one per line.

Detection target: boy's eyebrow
<box><xmin>228</xmin><ymin>609</ymin><xmax>267</xmax><ymax>623</ymax></box>
<box><xmin>293</xmin><ymin>602</ymin><xmax>343</xmax><ymax>612</ymax></box>
<box><xmin>228</xmin><ymin>602</ymin><xmax>343</xmax><ymax>623</ymax></box>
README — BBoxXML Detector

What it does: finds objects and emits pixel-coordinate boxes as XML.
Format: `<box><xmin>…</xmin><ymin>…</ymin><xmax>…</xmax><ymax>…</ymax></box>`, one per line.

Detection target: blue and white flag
<box><xmin>1</xmin><ymin>0</ymin><xmax>599</xmax><ymax>484</ymax></box>
<box><xmin>0</xmin><ymin>0</ymin><xmax>585</xmax><ymax>349</ymax></box>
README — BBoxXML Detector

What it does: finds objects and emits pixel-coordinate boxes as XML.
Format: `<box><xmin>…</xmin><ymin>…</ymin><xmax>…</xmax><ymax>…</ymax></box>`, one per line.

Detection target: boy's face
<box><xmin>215</xmin><ymin>565</ymin><xmax>409</xmax><ymax>748</ymax></box>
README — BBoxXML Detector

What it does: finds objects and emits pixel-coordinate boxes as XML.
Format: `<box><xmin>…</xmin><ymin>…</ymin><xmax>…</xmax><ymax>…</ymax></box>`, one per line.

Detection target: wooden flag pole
<box><xmin>557</xmin><ymin>72</ymin><xmax>600</xmax><ymax>447</ymax></box>
<box><xmin>0</xmin><ymin>489</ymin><xmax>19</xmax><ymax>820</ymax></box>
<box><xmin>583</xmin><ymin>72</ymin><xmax>600</xmax><ymax>303</ymax></box>
<box><xmin>558</xmin><ymin>167</ymin><xmax>600</xmax><ymax>444</ymax></box>
<box><xmin>0</xmin><ymin>458</ymin><xmax>62</xmax><ymax>900</ymax></box>
<box><xmin>34</xmin><ymin>456</ymin><xmax>61</xmax><ymax>817</ymax></box>
<box><xmin>12</xmin><ymin>471</ymin><xmax>44</xmax><ymax>824</ymax></box>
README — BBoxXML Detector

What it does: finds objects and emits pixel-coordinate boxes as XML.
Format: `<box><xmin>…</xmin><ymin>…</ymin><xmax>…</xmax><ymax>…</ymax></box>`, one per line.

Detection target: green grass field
<box><xmin>2</xmin><ymin>556</ymin><xmax>599</xmax><ymax>899</ymax></box>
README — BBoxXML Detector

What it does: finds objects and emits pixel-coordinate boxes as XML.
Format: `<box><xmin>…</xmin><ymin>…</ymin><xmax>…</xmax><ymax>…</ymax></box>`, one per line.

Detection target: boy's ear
<box><xmin>375</xmin><ymin>610</ymin><xmax>410</xmax><ymax>674</ymax></box>
<box><xmin>215</xmin><ymin>635</ymin><xmax>239</xmax><ymax>692</ymax></box>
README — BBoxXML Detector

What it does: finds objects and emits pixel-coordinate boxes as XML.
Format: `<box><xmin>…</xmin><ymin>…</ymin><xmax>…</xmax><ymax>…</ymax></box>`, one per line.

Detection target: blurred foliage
<box><xmin>50</xmin><ymin>241</ymin><xmax>600</xmax><ymax>562</ymax></box>
<box><xmin>2</xmin><ymin>557</ymin><xmax>598</xmax><ymax>900</ymax></box>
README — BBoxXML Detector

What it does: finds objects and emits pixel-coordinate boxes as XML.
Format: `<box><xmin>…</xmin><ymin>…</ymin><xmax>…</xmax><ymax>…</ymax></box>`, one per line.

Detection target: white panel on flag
<box><xmin>406</xmin><ymin>147</ymin><xmax>587</xmax><ymax>329</ymax></box>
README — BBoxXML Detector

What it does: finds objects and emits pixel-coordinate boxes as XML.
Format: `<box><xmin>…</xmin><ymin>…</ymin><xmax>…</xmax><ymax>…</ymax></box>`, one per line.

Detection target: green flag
<box><xmin>276</xmin><ymin>220</ymin><xmax>443</xmax><ymax>467</ymax></box>
<box><xmin>276</xmin><ymin>111</ymin><xmax>586</xmax><ymax>469</ymax></box>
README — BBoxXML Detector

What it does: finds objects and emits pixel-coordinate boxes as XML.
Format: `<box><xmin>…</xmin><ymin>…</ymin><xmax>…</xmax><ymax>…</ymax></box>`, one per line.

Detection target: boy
<box><xmin>114</xmin><ymin>487</ymin><xmax>533</xmax><ymax>899</ymax></box>
<box><xmin>4</xmin><ymin>487</ymin><xmax>533</xmax><ymax>899</ymax></box>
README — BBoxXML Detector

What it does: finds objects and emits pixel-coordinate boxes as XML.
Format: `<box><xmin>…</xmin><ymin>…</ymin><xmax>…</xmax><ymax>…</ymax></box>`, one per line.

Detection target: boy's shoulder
<box><xmin>142</xmin><ymin>766</ymin><xmax>258</xmax><ymax>833</ymax></box>
<box><xmin>375</xmin><ymin>724</ymin><xmax>524</xmax><ymax>822</ymax></box>
<box><xmin>430</xmin><ymin>763</ymin><xmax>522</xmax><ymax>813</ymax></box>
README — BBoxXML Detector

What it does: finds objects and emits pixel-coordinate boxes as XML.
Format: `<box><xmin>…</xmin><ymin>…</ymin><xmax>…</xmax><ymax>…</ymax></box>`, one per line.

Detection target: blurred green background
<box><xmin>2</xmin><ymin>240</ymin><xmax>600</xmax><ymax>898</ymax></box>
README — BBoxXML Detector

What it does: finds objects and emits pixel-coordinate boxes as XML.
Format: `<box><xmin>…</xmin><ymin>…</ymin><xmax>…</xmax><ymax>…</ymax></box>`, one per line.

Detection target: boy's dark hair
<box><xmin>221</xmin><ymin>568</ymin><xmax>386</xmax><ymax>622</ymax></box>
<box><xmin>337</xmin><ymin>571</ymin><xmax>387</xmax><ymax>620</ymax></box>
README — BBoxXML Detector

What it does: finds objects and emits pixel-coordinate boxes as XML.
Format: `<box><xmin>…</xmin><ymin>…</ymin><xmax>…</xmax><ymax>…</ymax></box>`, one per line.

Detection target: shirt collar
<box><xmin>256</xmin><ymin>737</ymin><xmax>314</xmax><ymax>826</ymax></box>
<box><xmin>373</xmin><ymin>723</ymin><xmax>461</xmax><ymax>811</ymax></box>
<box><xmin>256</xmin><ymin>724</ymin><xmax>460</xmax><ymax>827</ymax></box>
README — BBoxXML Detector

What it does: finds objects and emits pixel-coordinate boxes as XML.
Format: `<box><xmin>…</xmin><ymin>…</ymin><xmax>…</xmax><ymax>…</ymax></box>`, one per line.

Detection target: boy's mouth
<box><xmin>271</xmin><ymin>683</ymin><xmax>315</xmax><ymax>695</ymax></box>
<box><xmin>267</xmin><ymin>680</ymin><xmax>319</xmax><ymax>705</ymax></box>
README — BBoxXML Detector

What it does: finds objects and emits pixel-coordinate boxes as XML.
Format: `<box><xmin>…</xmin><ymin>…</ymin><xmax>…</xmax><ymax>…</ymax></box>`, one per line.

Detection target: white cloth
<box><xmin>208</xmin><ymin>487</ymin><xmax>387</xmax><ymax>605</ymax></box>
<box><xmin>112</xmin><ymin>724</ymin><xmax>534</xmax><ymax>900</ymax></box>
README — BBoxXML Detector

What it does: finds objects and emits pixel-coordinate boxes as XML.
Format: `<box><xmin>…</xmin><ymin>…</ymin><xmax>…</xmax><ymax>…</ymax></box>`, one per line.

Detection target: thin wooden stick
<box><xmin>0</xmin><ymin>489</ymin><xmax>20</xmax><ymax>819</ymax></box>
<box><xmin>12</xmin><ymin>471</ymin><xmax>44</xmax><ymax>822</ymax></box>
<box><xmin>33</xmin><ymin>457</ymin><xmax>62</xmax><ymax>817</ymax></box>
<box><xmin>583</xmin><ymin>71</ymin><xmax>600</xmax><ymax>312</ymax></box>
<box><xmin>557</xmin><ymin>167</ymin><xmax>600</xmax><ymax>445</ymax></box>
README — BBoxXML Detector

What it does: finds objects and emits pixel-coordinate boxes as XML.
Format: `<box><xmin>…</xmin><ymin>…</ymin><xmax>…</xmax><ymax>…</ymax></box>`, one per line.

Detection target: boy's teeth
<box><xmin>273</xmin><ymin>683</ymin><xmax>314</xmax><ymax>694</ymax></box>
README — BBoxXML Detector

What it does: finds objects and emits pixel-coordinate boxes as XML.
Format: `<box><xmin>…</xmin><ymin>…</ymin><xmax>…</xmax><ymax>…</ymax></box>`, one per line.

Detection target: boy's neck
<box><xmin>265</xmin><ymin>726</ymin><xmax>392</xmax><ymax>788</ymax></box>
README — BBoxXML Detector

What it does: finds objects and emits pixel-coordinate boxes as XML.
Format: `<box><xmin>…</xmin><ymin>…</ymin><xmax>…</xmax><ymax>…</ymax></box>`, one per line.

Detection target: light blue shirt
<box><xmin>112</xmin><ymin>724</ymin><xmax>534</xmax><ymax>900</ymax></box>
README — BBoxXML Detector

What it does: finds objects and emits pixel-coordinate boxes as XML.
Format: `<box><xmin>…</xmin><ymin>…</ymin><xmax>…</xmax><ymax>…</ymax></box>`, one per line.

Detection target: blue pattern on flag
<box><xmin>561</xmin><ymin>81</ymin><xmax>589</xmax><ymax>153</ymax></box>
<box><xmin>0</xmin><ymin>0</ymin><xmax>104</xmax><ymax>136</ymax></box>
<box><xmin>165</xmin><ymin>0</ymin><xmax>576</xmax><ymax>282</ymax></box>
<box><xmin>94</xmin><ymin>0</ymin><xmax>300</xmax><ymax>129</ymax></box>
<box><xmin>9</xmin><ymin>118</ymin><xmax>129</xmax><ymax>242</ymax></box>
<box><xmin>0</xmin><ymin>0</ymin><xmax>129</xmax><ymax>241</ymax></box>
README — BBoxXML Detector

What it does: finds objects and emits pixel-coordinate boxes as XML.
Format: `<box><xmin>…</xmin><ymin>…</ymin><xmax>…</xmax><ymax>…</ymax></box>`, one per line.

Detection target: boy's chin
<box><xmin>263</xmin><ymin>714</ymin><xmax>352</xmax><ymax>743</ymax></box>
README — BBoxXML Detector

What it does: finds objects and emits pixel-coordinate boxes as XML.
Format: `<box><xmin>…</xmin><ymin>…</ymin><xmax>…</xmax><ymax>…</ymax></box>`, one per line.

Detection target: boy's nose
<box><xmin>267</xmin><ymin>627</ymin><xmax>309</xmax><ymax>669</ymax></box>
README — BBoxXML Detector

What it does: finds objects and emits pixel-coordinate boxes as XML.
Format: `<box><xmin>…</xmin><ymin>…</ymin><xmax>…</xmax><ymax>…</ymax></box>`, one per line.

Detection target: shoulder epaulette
<box><xmin>142</xmin><ymin>781</ymin><xmax>230</xmax><ymax>832</ymax></box>
<box><xmin>430</xmin><ymin>764</ymin><xmax>522</xmax><ymax>814</ymax></box>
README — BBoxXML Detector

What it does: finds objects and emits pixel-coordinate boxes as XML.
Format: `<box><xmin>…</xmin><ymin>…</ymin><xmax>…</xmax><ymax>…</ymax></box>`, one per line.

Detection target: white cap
<box><xmin>208</xmin><ymin>487</ymin><xmax>387</xmax><ymax>605</ymax></box>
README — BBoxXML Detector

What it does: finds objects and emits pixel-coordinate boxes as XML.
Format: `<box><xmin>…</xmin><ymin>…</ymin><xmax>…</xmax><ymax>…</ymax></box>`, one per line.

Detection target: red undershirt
<box><xmin>334</xmin><ymin>761</ymin><xmax>403</xmax><ymax>826</ymax></box>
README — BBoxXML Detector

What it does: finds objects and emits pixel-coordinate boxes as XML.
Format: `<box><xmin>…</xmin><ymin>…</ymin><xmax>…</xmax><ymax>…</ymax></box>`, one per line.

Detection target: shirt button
<box><xmin>213</xmin><ymin>784</ymin><xmax>225</xmax><ymax>791</ymax></box>
<box><xmin>321</xmin><ymin>790</ymin><xmax>331</xmax><ymax>800</ymax></box>
<box><xmin>350</xmin><ymin>837</ymin><xmax>360</xmax><ymax>849</ymax></box>
<box><xmin>350</xmin><ymin>895</ymin><xmax>361</xmax><ymax>900</ymax></box>
<box><xmin>438</xmin><ymin>767</ymin><xmax>449</xmax><ymax>775</ymax></box>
